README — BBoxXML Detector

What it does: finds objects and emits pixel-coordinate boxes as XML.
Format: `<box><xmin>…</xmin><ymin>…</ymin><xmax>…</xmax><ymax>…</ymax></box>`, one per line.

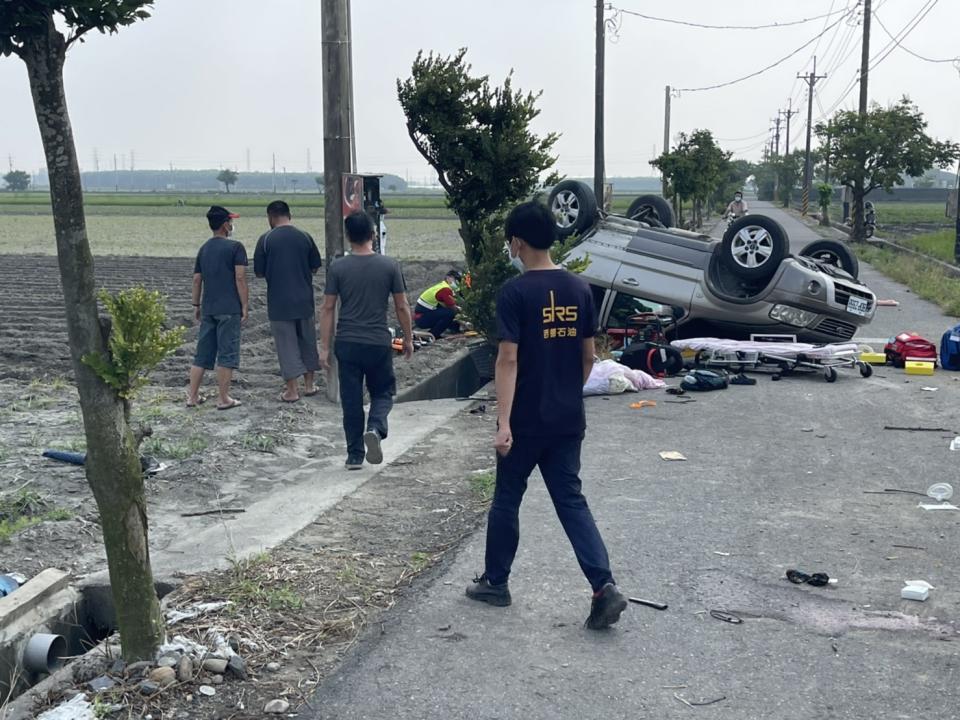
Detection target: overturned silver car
<box><xmin>548</xmin><ymin>181</ymin><xmax>876</xmax><ymax>344</ymax></box>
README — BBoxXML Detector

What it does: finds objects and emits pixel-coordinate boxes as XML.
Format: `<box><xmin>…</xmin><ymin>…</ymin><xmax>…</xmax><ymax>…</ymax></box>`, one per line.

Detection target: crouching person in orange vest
<box><xmin>414</xmin><ymin>269</ymin><xmax>463</xmax><ymax>339</ymax></box>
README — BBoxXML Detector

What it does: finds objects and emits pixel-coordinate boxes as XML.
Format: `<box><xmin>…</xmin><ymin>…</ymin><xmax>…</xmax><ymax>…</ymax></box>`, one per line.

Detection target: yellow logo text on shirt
<box><xmin>542</xmin><ymin>291</ymin><xmax>578</xmax><ymax>324</ymax></box>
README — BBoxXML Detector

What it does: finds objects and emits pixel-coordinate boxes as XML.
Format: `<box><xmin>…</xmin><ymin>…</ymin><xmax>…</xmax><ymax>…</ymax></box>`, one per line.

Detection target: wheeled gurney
<box><xmin>670</xmin><ymin>337</ymin><xmax>873</xmax><ymax>382</ymax></box>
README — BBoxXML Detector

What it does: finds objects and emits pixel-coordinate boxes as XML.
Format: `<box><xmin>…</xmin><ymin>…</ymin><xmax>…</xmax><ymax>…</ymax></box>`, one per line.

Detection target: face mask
<box><xmin>734</xmin><ymin>196</ymin><xmax>742</xmax><ymax>202</ymax></box>
<box><xmin>505</xmin><ymin>241</ymin><xmax>525</xmax><ymax>273</ymax></box>
<box><xmin>449</xmin><ymin>281</ymin><xmax>459</xmax><ymax>291</ymax></box>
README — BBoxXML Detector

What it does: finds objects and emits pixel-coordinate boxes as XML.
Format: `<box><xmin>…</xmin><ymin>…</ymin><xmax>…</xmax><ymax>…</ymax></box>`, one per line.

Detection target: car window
<box><xmin>607</xmin><ymin>292</ymin><xmax>666</xmax><ymax>329</ymax></box>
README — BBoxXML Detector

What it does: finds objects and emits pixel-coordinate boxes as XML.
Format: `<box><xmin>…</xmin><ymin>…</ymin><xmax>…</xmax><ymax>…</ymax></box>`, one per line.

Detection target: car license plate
<box><xmin>846</xmin><ymin>296</ymin><xmax>870</xmax><ymax>316</ymax></box>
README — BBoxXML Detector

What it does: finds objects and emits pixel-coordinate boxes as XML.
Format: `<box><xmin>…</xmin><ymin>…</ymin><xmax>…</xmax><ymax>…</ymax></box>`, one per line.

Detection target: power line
<box><xmin>874</xmin><ymin>11</ymin><xmax>958</xmax><ymax>63</ymax></box>
<box><xmin>674</xmin><ymin>10</ymin><xmax>853</xmax><ymax>93</ymax></box>
<box><xmin>612</xmin><ymin>6</ymin><xmax>849</xmax><ymax>31</ymax></box>
<box><xmin>870</xmin><ymin>1</ymin><xmax>944</xmax><ymax>67</ymax></box>
<box><xmin>715</xmin><ymin>129</ymin><xmax>772</xmax><ymax>142</ymax></box>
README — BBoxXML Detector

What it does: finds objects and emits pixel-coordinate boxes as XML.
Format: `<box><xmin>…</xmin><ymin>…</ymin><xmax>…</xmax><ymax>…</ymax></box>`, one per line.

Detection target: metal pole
<box><xmin>594</xmin><ymin>0</ymin><xmax>605</xmax><ymax>207</ymax></box>
<box><xmin>662</xmin><ymin>85</ymin><xmax>671</xmax><ymax>196</ymax></box>
<box><xmin>799</xmin><ymin>57</ymin><xmax>825</xmax><ymax>215</ymax></box>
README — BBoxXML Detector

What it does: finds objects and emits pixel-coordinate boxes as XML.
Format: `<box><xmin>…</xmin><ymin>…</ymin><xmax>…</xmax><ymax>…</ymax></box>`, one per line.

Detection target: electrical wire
<box><xmin>874</xmin><ymin>11</ymin><xmax>956</xmax><ymax>63</ymax></box>
<box><xmin>611</xmin><ymin>5</ymin><xmax>849</xmax><ymax>31</ymax></box>
<box><xmin>715</xmin><ymin>129</ymin><xmax>773</xmax><ymax>142</ymax></box>
<box><xmin>675</xmin><ymin>9</ymin><xmax>854</xmax><ymax>93</ymax></box>
<box><xmin>870</xmin><ymin>0</ymin><xmax>942</xmax><ymax>68</ymax></box>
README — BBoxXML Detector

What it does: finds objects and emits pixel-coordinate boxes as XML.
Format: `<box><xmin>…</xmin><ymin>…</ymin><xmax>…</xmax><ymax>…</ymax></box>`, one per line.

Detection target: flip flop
<box><xmin>217</xmin><ymin>399</ymin><xmax>242</xmax><ymax>411</ymax></box>
<box><xmin>280</xmin><ymin>393</ymin><xmax>300</xmax><ymax>404</ymax></box>
<box><xmin>303</xmin><ymin>389</ymin><xmax>319</xmax><ymax>397</ymax></box>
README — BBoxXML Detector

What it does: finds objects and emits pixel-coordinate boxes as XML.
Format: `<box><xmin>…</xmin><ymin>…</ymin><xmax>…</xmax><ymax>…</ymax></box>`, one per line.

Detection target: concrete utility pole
<box><xmin>858</xmin><ymin>0</ymin><xmax>871</xmax><ymax>118</ymax></box>
<box><xmin>272</xmin><ymin>153</ymin><xmax>276</xmax><ymax>193</ymax></box>
<box><xmin>773</xmin><ymin>114</ymin><xmax>782</xmax><ymax>157</ymax></box>
<box><xmin>246</xmin><ymin>148</ymin><xmax>251</xmax><ymax>173</ymax></box>
<box><xmin>781</xmin><ymin>101</ymin><xmax>799</xmax><ymax>156</ymax></box>
<box><xmin>797</xmin><ymin>56</ymin><xmax>826</xmax><ymax>214</ymax></box>
<box><xmin>593</xmin><ymin>0</ymin><xmax>606</xmax><ymax>208</ymax></box>
<box><xmin>322</xmin><ymin>0</ymin><xmax>354</xmax><ymax>268</ymax></box>
<box><xmin>662</xmin><ymin>85</ymin><xmax>671</xmax><ymax>196</ymax></box>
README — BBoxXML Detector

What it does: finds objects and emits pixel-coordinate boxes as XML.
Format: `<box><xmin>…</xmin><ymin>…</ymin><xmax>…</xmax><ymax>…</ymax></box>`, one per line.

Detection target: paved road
<box><xmin>311</xmin><ymin>205</ymin><xmax>960</xmax><ymax>720</ymax></box>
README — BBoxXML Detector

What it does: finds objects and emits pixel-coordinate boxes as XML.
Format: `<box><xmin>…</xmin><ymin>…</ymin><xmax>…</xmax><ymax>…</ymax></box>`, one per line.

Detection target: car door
<box><xmin>613</xmin><ymin>260</ymin><xmax>696</xmax><ymax>313</ymax></box>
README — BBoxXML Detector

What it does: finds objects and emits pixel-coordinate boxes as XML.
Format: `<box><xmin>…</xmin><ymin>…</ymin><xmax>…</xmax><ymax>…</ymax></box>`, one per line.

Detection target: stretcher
<box><xmin>670</xmin><ymin>337</ymin><xmax>873</xmax><ymax>382</ymax></box>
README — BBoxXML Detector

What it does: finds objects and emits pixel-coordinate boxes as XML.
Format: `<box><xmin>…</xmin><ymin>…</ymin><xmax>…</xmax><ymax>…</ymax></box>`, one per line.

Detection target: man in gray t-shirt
<box><xmin>320</xmin><ymin>212</ymin><xmax>413</xmax><ymax>470</ymax></box>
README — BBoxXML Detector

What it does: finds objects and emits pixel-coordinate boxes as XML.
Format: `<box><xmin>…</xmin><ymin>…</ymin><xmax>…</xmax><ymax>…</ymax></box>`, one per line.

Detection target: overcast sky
<box><xmin>2</xmin><ymin>0</ymin><xmax>958</xmax><ymax>183</ymax></box>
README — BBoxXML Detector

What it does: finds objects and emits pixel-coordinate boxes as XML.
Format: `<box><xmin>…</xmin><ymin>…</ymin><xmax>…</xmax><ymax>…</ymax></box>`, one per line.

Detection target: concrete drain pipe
<box><xmin>23</xmin><ymin>633</ymin><xmax>67</xmax><ymax>674</ymax></box>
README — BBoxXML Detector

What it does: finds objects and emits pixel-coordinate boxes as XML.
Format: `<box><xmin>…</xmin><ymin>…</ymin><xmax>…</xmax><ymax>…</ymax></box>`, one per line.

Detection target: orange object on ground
<box><xmin>630</xmin><ymin>400</ymin><xmax>657</xmax><ymax>409</ymax></box>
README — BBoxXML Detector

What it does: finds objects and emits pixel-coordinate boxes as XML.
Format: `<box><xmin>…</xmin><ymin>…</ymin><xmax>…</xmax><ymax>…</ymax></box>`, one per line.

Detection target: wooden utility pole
<box><xmin>662</xmin><ymin>85</ymin><xmax>671</xmax><ymax>196</ymax></box>
<box><xmin>858</xmin><ymin>0</ymin><xmax>871</xmax><ymax>117</ymax></box>
<box><xmin>594</xmin><ymin>0</ymin><xmax>605</xmax><ymax>207</ymax></box>
<box><xmin>798</xmin><ymin>57</ymin><xmax>826</xmax><ymax>215</ymax></box>
<box><xmin>322</xmin><ymin>0</ymin><xmax>354</xmax><ymax>268</ymax></box>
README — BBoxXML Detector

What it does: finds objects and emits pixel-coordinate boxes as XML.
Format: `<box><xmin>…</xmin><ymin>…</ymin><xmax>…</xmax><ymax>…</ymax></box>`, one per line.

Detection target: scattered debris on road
<box><xmin>659</xmin><ymin>451</ymin><xmax>687</xmax><ymax>461</ymax></box>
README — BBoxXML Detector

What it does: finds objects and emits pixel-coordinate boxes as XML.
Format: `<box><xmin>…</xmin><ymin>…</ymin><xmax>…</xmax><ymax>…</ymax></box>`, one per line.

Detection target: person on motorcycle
<box><xmin>725</xmin><ymin>191</ymin><xmax>749</xmax><ymax>219</ymax></box>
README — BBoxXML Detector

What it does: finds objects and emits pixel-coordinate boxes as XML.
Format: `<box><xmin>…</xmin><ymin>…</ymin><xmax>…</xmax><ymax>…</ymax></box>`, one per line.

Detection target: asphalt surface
<box><xmin>311</xmin><ymin>204</ymin><xmax>960</xmax><ymax>720</ymax></box>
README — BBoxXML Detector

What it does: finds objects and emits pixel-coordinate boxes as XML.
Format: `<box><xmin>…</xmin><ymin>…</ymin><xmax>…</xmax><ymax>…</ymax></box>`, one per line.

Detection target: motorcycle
<box><xmin>845</xmin><ymin>201</ymin><xmax>876</xmax><ymax>238</ymax></box>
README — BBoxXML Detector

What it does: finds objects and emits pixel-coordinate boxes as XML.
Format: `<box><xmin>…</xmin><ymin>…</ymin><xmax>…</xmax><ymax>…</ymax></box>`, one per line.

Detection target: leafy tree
<box><xmin>83</xmin><ymin>289</ymin><xmax>185</xmax><ymax>402</ymax></box>
<box><xmin>3</xmin><ymin>169</ymin><xmax>30</xmax><ymax>191</ymax></box>
<box><xmin>397</xmin><ymin>49</ymin><xmax>559</xmax><ymax>267</ymax></box>
<box><xmin>816</xmin><ymin>98</ymin><xmax>959</xmax><ymax>241</ymax></box>
<box><xmin>216</xmin><ymin>168</ymin><xmax>238</xmax><ymax>193</ymax></box>
<box><xmin>651</xmin><ymin>130</ymin><xmax>731</xmax><ymax>227</ymax></box>
<box><xmin>314</xmin><ymin>175</ymin><xmax>324</xmax><ymax>193</ymax></box>
<box><xmin>1</xmin><ymin>0</ymin><xmax>166</xmax><ymax>661</ymax></box>
<box><xmin>715</xmin><ymin>159</ymin><xmax>754</xmax><ymax>212</ymax></box>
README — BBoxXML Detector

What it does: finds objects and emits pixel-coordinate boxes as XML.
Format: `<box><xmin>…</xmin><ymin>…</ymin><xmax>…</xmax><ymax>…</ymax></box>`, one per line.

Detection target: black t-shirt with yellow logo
<box><xmin>496</xmin><ymin>269</ymin><xmax>597</xmax><ymax>437</ymax></box>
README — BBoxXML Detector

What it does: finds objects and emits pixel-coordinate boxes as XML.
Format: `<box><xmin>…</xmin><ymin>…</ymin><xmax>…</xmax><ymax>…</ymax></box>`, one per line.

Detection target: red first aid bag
<box><xmin>884</xmin><ymin>332</ymin><xmax>938</xmax><ymax>368</ymax></box>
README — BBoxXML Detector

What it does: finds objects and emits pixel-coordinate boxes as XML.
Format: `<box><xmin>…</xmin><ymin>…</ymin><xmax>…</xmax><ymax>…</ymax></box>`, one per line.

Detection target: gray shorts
<box><xmin>194</xmin><ymin>314</ymin><xmax>241</xmax><ymax>370</ymax></box>
<box><xmin>270</xmin><ymin>315</ymin><xmax>320</xmax><ymax>380</ymax></box>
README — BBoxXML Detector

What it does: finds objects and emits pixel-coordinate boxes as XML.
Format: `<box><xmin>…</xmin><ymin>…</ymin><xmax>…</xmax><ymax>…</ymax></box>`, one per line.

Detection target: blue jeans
<box><xmin>484</xmin><ymin>434</ymin><xmax>615</xmax><ymax>592</ymax></box>
<box><xmin>193</xmin><ymin>314</ymin><xmax>241</xmax><ymax>369</ymax></box>
<box><xmin>335</xmin><ymin>341</ymin><xmax>396</xmax><ymax>458</ymax></box>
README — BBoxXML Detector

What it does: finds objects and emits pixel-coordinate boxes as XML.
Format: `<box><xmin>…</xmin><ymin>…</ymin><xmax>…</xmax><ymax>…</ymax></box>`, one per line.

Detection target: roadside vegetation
<box><xmin>0</xmin><ymin>488</ymin><xmax>72</xmax><ymax>543</ymax></box>
<box><xmin>855</xmin><ymin>244</ymin><xmax>960</xmax><ymax>316</ymax></box>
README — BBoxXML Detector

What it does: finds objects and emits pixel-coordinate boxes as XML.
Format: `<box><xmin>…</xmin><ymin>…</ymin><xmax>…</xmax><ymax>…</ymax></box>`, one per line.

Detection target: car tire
<box><xmin>626</xmin><ymin>195</ymin><xmax>675</xmax><ymax>228</ymax></box>
<box><xmin>548</xmin><ymin>180</ymin><xmax>598</xmax><ymax>238</ymax></box>
<box><xmin>799</xmin><ymin>240</ymin><xmax>860</xmax><ymax>279</ymax></box>
<box><xmin>720</xmin><ymin>215</ymin><xmax>788</xmax><ymax>281</ymax></box>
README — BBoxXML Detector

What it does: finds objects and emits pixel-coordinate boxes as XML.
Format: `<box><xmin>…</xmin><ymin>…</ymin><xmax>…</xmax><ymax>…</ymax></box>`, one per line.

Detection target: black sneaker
<box><xmin>584</xmin><ymin>583</ymin><xmax>627</xmax><ymax>630</ymax></box>
<box><xmin>465</xmin><ymin>574</ymin><xmax>511</xmax><ymax>607</ymax></box>
<box><xmin>345</xmin><ymin>455</ymin><xmax>364</xmax><ymax>471</ymax></box>
<box><xmin>363</xmin><ymin>430</ymin><xmax>383</xmax><ymax>465</ymax></box>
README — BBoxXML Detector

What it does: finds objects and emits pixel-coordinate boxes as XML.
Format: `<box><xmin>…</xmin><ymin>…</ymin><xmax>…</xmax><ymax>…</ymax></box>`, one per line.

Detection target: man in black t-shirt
<box><xmin>188</xmin><ymin>205</ymin><xmax>248</xmax><ymax>410</ymax></box>
<box><xmin>465</xmin><ymin>201</ymin><xmax>627</xmax><ymax>630</ymax></box>
<box><xmin>253</xmin><ymin>201</ymin><xmax>323</xmax><ymax>402</ymax></box>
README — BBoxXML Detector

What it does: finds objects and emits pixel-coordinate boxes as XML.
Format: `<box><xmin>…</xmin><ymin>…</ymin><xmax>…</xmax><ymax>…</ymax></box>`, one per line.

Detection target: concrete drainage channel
<box><xmin>0</xmin><ymin>344</ymin><xmax>496</xmax><ymax>712</ymax></box>
<box><xmin>0</xmin><ymin>570</ymin><xmax>176</xmax><ymax>707</ymax></box>
<box><xmin>396</xmin><ymin>343</ymin><xmax>495</xmax><ymax>403</ymax></box>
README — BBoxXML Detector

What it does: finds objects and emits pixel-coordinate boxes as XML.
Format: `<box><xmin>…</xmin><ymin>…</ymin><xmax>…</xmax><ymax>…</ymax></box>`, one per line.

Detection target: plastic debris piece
<box><xmin>918</xmin><ymin>503</ymin><xmax>959</xmax><ymax>511</ymax></box>
<box><xmin>36</xmin><ymin>694</ymin><xmax>94</xmax><ymax>720</ymax></box>
<box><xmin>950</xmin><ymin>437</ymin><xmax>960</xmax><ymax>452</ymax></box>
<box><xmin>659</xmin><ymin>451</ymin><xmax>686</xmax><ymax>461</ymax></box>
<box><xmin>926</xmin><ymin>483</ymin><xmax>954</xmax><ymax>502</ymax></box>
<box><xmin>630</xmin><ymin>400</ymin><xmax>657</xmax><ymax>409</ymax></box>
<box><xmin>901</xmin><ymin>585</ymin><xmax>929</xmax><ymax>602</ymax></box>
<box><xmin>904</xmin><ymin>580</ymin><xmax>936</xmax><ymax>590</ymax></box>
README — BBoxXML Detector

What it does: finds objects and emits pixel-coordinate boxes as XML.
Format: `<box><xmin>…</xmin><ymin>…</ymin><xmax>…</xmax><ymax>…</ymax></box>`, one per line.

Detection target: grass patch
<box><xmin>240</xmin><ymin>433</ymin><xmax>280</xmax><ymax>453</ymax></box>
<box><xmin>141</xmin><ymin>435</ymin><xmax>207</xmax><ymax>459</ymax></box>
<box><xmin>409</xmin><ymin>551</ymin><xmax>431</xmax><ymax>571</ymax></box>
<box><xmin>470</xmin><ymin>472</ymin><xmax>495</xmax><ymax>502</ymax></box>
<box><xmin>871</xmin><ymin>201</ymin><xmax>952</xmax><ymax>226</ymax></box>
<box><xmin>221</xmin><ymin>553</ymin><xmax>304</xmax><ymax>611</ymax></box>
<box><xmin>898</xmin><ymin>229</ymin><xmax>956</xmax><ymax>264</ymax></box>
<box><xmin>856</xmin><ymin>244</ymin><xmax>960</xmax><ymax>316</ymax></box>
<box><xmin>0</xmin><ymin>489</ymin><xmax>72</xmax><ymax>542</ymax></box>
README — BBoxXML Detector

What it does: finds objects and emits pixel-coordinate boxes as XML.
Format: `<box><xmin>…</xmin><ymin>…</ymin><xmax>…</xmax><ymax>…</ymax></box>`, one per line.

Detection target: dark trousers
<box><xmin>484</xmin><ymin>434</ymin><xmax>614</xmax><ymax>592</ymax></box>
<box><xmin>415</xmin><ymin>305</ymin><xmax>458</xmax><ymax>338</ymax></box>
<box><xmin>335</xmin><ymin>341</ymin><xmax>396</xmax><ymax>458</ymax></box>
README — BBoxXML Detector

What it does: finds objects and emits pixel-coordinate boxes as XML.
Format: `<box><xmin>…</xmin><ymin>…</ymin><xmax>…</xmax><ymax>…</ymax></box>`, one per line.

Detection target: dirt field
<box><xmin>0</xmin><ymin>254</ymin><xmax>475</xmax><ymax>580</ymax></box>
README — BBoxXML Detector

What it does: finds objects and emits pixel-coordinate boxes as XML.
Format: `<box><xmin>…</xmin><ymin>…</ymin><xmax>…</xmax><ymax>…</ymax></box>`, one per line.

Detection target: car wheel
<box><xmin>720</xmin><ymin>215</ymin><xmax>788</xmax><ymax>281</ymax></box>
<box><xmin>799</xmin><ymin>240</ymin><xmax>860</xmax><ymax>279</ymax></box>
<box><xmin>626</xmin><ymin>194</ymin><xmax>675</xmax><ymax>228</ymax></box>
<box><xmin>548</xmin><ymin>180</ymin><xmax>598</xmax><ymax>238</ymax></box>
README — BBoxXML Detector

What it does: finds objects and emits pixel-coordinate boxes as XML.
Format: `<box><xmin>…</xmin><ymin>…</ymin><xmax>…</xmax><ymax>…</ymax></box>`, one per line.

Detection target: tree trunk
<box><xmin>819</xmin><ymin>206</ymin><xmax>831</xmax><ymax>226</ymax></box>
<box><xmin>21</xmin><ymin>18</ymin><xmax>164</xmax><ymax>662</ymax></box>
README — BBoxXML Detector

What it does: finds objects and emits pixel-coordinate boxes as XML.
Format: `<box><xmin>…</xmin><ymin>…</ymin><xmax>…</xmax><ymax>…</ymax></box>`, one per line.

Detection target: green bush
<box><xmin>83</xmin><ymin>288</ymin><xmax>185</xmax><ymax>399</ymax></box>
<box><xmin>817</xmin><ymin>183</ymin><xmax>833</xmax><ymax>209</ymax></box>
